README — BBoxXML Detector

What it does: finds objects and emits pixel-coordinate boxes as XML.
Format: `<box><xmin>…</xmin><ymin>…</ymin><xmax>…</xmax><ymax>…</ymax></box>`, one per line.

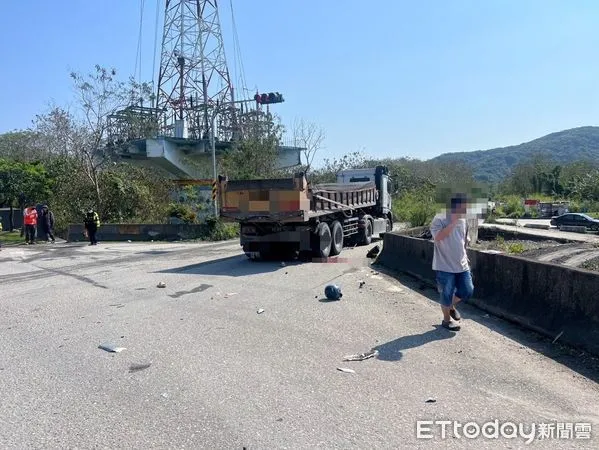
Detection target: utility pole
<box><xmin>211</xmin><ymin>110</ymin><xmax>218</xmax><ymax>217</ymax></box>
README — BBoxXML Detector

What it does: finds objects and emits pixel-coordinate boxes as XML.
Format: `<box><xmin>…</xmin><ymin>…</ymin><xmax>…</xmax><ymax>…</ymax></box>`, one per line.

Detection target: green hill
<box><xmin>430</xmin><ymin>126</ymin><xmax>599</xmax><ymax>183</ymax></box>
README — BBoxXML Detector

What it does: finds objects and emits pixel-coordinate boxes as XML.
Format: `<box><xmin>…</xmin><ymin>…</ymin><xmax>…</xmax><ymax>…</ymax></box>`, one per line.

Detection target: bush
<box><xmin>484</xmin><ymin>213</ymin><xmax>498</xmax><ymax>224</ymax></box>
<box><xmin>204</xmin><ymin>217</ymin><xmax>239</xmax><ymax>241</ymax></box>
<box><xmin>167</xmin><ymin>203</ymin><xmax>196</xmax><ymax>224</ymax></box>
<box><xmin>570</xmin><ymin>200</ymin><xmax>599</xmax><ymax>214</ymax></box>
<box><xmin>501</xmin><ymin>196</ymin><xmax>525</xmax><ymax>218</ymax></box>
<box><xmin>393</xmin><ymin>190</ymin><xmax>439</xmax><ymax>227</ymax></box>
<box><xmin>507</xmin><ymin>242</ymin><xmax>525</xmax><ymax>254</ymax></box>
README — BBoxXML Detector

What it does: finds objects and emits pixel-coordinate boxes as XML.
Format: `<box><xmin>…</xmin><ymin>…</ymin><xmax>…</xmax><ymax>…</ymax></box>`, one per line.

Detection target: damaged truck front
<box><xmin>217</xmin><ymin>166</ymin><xmax>393</xmax><ymax>260</ymax></box>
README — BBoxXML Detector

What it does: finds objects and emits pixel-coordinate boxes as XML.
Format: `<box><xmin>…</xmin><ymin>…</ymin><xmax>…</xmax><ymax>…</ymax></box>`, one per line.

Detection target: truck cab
<box><xmin>336</xmin><ymin>166</ymin><xmax>392</xmax><ymax>222</ymax></box>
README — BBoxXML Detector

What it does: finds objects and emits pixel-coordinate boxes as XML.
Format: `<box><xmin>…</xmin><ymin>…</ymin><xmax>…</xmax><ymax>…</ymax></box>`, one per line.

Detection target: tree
<box><xmin>32</xmin><ymin>66</ymin><xmax>155</xmax><ymax>218</ymax></box>
<box><xmin>290</xmin><ymin>118</ymin><xmax>325</xmax><ymax>175</ymax></box>
<box><xmin>220</xmin><ymin>111</ymin><xmax>284</xmax><ymax>180</ymax></box>
<box><xmin>0</xmin><ymin>130</ymin><xmax>44</xmax><ymax>162</ymax></box>
<box><xmin>0</xmin><ymin>159</ymin><xmax>52</xmax><ymax>231</ymax></box>
<box><xmin>99</xmin><ymin>164</ymin><xmax>173</xmax><ymax>223</ymax></box>
<box><xmin>310</xmin><ymin>151</ymin><xmax>368</xmax><ymax>183</ymax></box>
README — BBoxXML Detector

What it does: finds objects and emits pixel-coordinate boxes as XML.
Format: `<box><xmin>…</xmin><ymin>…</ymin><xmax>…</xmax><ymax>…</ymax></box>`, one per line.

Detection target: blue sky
<box><xmin>1</xmin><ymin>0</ymin><xmax>599</xmax><ymax>166</ymax></box>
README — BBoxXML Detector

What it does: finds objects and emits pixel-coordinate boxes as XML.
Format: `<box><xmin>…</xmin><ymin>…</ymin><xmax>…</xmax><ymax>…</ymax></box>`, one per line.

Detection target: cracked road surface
<box><xmin>1</xmin><ymin>240</ymin><xmax>598</xmax><ymax>449</ymax></box>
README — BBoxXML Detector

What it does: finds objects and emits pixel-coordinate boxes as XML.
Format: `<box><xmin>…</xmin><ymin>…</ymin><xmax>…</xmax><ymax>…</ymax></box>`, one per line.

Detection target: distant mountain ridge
<box><xmin>430</xmin><ymin>126</ymin><xmax>599</xmax><ymax>183</ymax></box>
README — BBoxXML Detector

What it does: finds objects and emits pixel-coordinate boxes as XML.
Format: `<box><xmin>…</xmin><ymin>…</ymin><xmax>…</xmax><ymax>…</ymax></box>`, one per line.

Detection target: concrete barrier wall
<box><xmin>67</xmin><ymin>223</ymin><xmax>213</xmax><ymax>242</ymax></box>
<box><xmin>0</xmin><ymin>208</ymin><xmax>23</xmax><ymax>230</ymax></box>
<box><xmin>378</xmin><ymin>231</ymin><xmax>599</xmax><ymax>356</ymax></box>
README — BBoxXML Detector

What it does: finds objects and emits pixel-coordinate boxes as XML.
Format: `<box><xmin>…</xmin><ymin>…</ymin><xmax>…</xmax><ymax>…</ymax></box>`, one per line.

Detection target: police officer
<box><xmin>84</xmin><ymin>209</ymin><xmax>101</xmax><ymax>246</ymax></box>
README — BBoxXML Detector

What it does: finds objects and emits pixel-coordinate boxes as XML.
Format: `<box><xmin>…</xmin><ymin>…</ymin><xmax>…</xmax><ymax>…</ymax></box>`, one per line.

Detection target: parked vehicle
<box><xmin>217</xmin><ymin>166</ymin><xmax>393</xmax><ymax>260</ymax></box>
<box><xmin>550</xmin><ymin>213</ymin><xmax>599</xmax><ymax>231</ymax></box>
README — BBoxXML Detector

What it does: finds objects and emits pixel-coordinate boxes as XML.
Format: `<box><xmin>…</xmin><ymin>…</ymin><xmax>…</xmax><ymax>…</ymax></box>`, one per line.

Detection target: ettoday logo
<box><xmin>416</xmin><ymin>420</ymin><xmax>592</xmax><ymax>444</ymax></box>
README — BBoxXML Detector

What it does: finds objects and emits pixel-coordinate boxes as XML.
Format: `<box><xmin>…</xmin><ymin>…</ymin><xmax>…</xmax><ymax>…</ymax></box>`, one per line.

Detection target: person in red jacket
<box><xmin>23</xmin><ymin>204</ymin><xmax>38</xmax><ymax>245</ymax></box>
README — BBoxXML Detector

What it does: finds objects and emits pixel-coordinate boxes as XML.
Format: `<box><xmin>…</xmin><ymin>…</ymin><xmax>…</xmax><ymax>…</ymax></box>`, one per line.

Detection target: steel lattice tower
<box><xmin>155</xmin><ymin>0</ymin><xmax>237</xmax><ymax>141</ymax></box>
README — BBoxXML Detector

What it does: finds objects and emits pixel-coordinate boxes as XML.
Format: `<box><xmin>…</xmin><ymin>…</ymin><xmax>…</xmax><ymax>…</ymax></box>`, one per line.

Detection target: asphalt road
<box><xmin>1</xmin><ymin>240</ymin><xmax>598</xmax><ymax>449</ymax></box>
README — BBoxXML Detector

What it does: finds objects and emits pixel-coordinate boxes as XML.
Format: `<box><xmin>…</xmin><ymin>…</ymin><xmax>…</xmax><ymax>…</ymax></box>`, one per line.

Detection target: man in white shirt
<box><xmin>429</xmin><ymin>194</ymin><xmax>474</xmax><ymax>331</ymax></box>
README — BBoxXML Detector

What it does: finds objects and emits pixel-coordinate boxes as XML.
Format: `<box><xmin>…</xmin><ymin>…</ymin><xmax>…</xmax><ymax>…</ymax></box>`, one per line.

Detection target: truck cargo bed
<box><xmin>218</xmin><ymin>174</ymin><xmax>378</xmax><ymax>223</ymax></box>
<box><xmin>310</xmin><ymin>181</ymin><xmax>377</xmax><ymax>213</ymax></box>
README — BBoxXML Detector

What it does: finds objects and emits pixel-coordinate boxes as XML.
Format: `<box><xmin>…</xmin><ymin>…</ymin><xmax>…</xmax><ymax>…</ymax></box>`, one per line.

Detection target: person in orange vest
<box><xmin>24</xmin><ymin>203</ymin><xmax>38</xmax><ymax>245</ymax></box>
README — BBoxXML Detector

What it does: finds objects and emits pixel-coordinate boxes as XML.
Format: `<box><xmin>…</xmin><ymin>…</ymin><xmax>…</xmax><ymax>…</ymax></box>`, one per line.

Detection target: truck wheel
<box><xmin>360</xmin><ymin>220</ymin><xmax>373</xmax><ymax>245</ymax></box>
<box><xmin>314</xmin><ymin>222</ymin><xmax>332</xmax><ymax>258</ymax></box>
<box><xmin>330</xmin><ymin>221</ymin><xmax>344</xmax><ymax>256</ymax></box>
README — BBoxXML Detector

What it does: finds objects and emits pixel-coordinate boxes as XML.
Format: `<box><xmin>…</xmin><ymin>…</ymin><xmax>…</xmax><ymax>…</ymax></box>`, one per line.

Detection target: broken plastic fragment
<box><xmin>343</xmin><ymin>349</ymin><xmax>379</xmax><ymax>361</ymax></box>
<box><xmin>337</xmin><ymin>367</ymin><xmax>355</xmax><ymax>374</ymax></box>
<box><xmin>98</xmin><ymin>343</ymin><xmax>126</xmax><ymax>353</ymax></box>
<box><xmin>129</xmin><ymin>363</ymin><xmax>152</xmax><ymax>373</ymax></box>
<box><xmin>552</xmin><ymin>331</ymin><xmax>564</xmax><ymax>344</ymax></box>
<box><xmin>257</xmin><ymin>308</ymin><xmax>265</xmax><ymax>314</ymax></box>
<box><xmin>157</xmin><ymin>282</ymin><xmax>166</xmax><ymax>288</ymax></box>
<box><xmin>366</xmin><ymin>245</ymin><xmax>380</xmax><ymax>258</ymax></box>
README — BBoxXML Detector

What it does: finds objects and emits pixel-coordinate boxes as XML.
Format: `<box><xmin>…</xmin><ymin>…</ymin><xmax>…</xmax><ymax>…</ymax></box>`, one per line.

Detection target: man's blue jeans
<box><xmin>436</xmin><ymin>270</ymin><xmax>474</xmax><ymax>308</ymax></box>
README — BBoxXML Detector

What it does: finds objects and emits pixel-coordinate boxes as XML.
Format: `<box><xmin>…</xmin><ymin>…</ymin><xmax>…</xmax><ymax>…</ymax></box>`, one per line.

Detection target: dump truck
<box><xmin>217</xmin><ymin>166</ymin><xmax>393</xmax><ymax>260</ymax></box>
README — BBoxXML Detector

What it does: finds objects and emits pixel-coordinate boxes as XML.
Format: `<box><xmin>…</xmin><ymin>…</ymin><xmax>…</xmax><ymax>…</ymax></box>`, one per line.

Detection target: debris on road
<box><xmin>425</xmin><ymin>398</ymin><xmax>437</xmax><ymax>403</ymax></box>
<box><xmin>552</xmin><ymin>331</ymin><xmax>564</xmax><ymax>344</ymax></box>
<box><xmin>359</xmin><ymin>281</ymin><xmax>366</xmax><ymax>288</ymax></box>
<box><xmin>127</xmin><ymin>240</ymin><xmax>132</xmax><ymax>243</ymax></box>
<box><xmin>224</xmin><ymin>292</ymin><xmax>238</xmax><ymax>298</ymax></box>
<box><xmin>98</xmin><ymin>343</ymin><xmax>126</xmax><ymax>353</ymax></box>
<box><xmin>257</xmin><ymin>308</ymin><xmax>265</xmax><ymax>314</ymax></box>
<box><xmin>366</xmin><ymin>245</ymin><xmax>380</xmax><ymax>258</ymax></box>
<box><xmin>343</xmin><ymin>349</ymin><xmax>379</xmax><ymax>361</ymax></box>
<box><xmin>324</xmin><ymin>284</ymin><xmax>343</xmax><ymax>300</ymax></box>
<box><xmin>386</xmin><ymin>285</ymin><xmax>403</xmax><ymax>293</ymax></box>
<box><xmin>157</xmin><ymin>281</ymin><xmax>166</xmax><ymax>288</ymax></box>
<box><xmin>337</xmin><ymin>367</ymin><xmax>355</xmax><ymax>374</ymax></box>
<box><xmin>129</xmin><ymin>363</ymin><xmax>152</xmax><ymax>373</ymax></box>
<box><xmin>161</xmin><ymin>393</ymin><xmax>169</xmax><ymax>399</ymax></box>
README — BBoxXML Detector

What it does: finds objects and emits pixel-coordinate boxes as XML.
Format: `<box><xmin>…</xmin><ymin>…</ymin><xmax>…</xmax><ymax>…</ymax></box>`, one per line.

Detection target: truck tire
<box><xmin>360</xmin><ymin>219</ymin><xmax>373</xmax><ymax>245</ymax></box>
<box><xmin>330</xmin><ymin>221</ymin><xmax>344</xmax><ymax>256</ymax></box>
<box><xmin>314</xmin><ymin>222</ymin><xmax>332</xmax><ymax>258</ymax></box>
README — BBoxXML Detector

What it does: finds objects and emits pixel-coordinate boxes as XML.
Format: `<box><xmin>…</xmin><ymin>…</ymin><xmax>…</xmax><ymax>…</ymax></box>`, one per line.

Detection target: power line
<box><xmin>229</xmin><ymin>0</ymin><xmax>247</xmax><ymax>96</ymax></box>
<box><xmin>152</xmin><ymin>0</ymin><xmax>161</xmax><ymax>92</ymax></box>
<box><xmin>134</xmin><ymin>0</ymin><xmax>146</xmax><ymax>96</ymax></box>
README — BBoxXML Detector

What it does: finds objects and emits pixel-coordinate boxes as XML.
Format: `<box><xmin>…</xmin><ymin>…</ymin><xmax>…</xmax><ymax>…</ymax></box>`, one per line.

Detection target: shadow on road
<box><xmin>375</xmin><ymin>325</ymin><xmax>456</xmax><ymax>362</ymax></box>
<box><xmin>156</xmin><ymin>254</ymin><xmax>305</xmax><ymax>277</ymax></box>
<box><xmin>374</xmin><ymin>265</ymin><xmax>599</xmax><ymax>383</ymax></box>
